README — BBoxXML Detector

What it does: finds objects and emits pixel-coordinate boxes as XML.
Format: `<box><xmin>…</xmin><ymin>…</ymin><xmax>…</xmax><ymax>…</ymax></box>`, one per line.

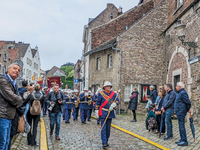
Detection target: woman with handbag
<box><xmin>26</xmin><ymin>84</ymin><xmax>44</xmax><ymax>146</ymax></box>
<box><xmin>155</xmin><ymin>88</ymin><xmax>166</xmax><ymax>134</ymax></box>
<box><xmin>128</xmin><ymin>88</ymin><xmax>139</xmax><ymax>122</ymax></box>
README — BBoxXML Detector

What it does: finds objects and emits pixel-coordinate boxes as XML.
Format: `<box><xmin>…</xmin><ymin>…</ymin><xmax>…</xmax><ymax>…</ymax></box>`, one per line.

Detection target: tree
<box><xmin>60</xmin><ymin>66</ymin><xmax>73</xmax><ymax>77</ymax></box>
<box><xmin>60</xmin><ymin>66</ymin><xmax>74</xmax><ymax>89</ymax></box>
<box><xmin>68</xmin><ymin>70</ymin><xmax>74</xmax><ymax>78</ymax></box>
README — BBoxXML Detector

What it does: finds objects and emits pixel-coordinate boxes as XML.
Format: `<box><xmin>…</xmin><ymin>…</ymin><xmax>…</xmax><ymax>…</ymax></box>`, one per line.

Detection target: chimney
<box><xmin>35</xmin><ymin>45</ymin><xmax>38</xmax><ymax>51</ymax></box>
<box><xmin>118</xmin><ymin>6</ymin><xmax>123</xmax><ymax>16</ymax></box>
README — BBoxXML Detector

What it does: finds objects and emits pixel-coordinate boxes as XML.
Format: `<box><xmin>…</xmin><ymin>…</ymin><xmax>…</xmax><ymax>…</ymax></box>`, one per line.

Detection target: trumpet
<box><xmin>87</xmin><ymin>94</ymin><xmax>92</xmax><ymax>99</ymax></box>
<box><xmin>71</xmin><ymin>94</ymin><xmax>75</xmax><ymax>99</ymax></box>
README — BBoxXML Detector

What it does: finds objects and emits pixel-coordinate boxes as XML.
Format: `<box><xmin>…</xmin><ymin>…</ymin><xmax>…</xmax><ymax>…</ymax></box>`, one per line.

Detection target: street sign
<box><xmin>74</xmin><ymin>79</ymin><xmax>79</xmax><ymax>83</ymax></box>
<box><xmin>189</xmin><ymin>56</ymin><xmax>199</xmax><ymax>64</ymax></box>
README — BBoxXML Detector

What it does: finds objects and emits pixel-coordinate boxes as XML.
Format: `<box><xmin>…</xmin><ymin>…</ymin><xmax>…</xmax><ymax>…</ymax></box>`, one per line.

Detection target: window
<box><xmin>177</xmin><ymin>0</ymin><xmax>183</xmax><ymax>8</ymax></box>
<box><xmin>3</xmin><ymin>53</ymin><xmax>7</xmax><ymax>62</ymax></box>
<box><xmin>96</xmin><ymin>57</ymin><xmax>101</xmax><ymax>70</ymax></box>
<box><xmin>26</xmin><ymin>69</ymin><xmax>29</xmax><ymax>78</ymax></box>
<box><xmin>3</xmin><ymin>66</ymin><xmax>7</xmax><ymax>74</ymax></box>
<box><xmin>124</xmin><ymin>84</ymin><xmax>139</xmax><ymax>102</ymax></box>
<box><xmin>107</xmin><ymin>54</ymin><xmax>112</xmax><ymax>68</ymax></box>
<box><xmin>0</xmin><ymin>64</ymin><xmax>2</xmax><ymax>74</ymax></box>
<box><xmin>8</xmin><ymin>46</ymin><xmax>13</xmax><ymax>49</ymax></box>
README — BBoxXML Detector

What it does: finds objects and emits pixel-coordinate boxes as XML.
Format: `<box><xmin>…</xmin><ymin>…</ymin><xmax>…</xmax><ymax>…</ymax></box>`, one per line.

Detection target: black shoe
<box><xmin>175</xmin><ymin>140</ymin><xmax>181</xmax><ymax>144</ymax></box>
<box><xmin>164</xmin><ymin>136</ymin><xmax>172</xmax><ymax>140</ymax></box>
<box><xmin>131</xmin><ymin>119</ymin><xmax>137</xmax><ymax>122</ymax></box>
<box><xmin>65</xmin><ymin>121</ymin><xmax>70</xmax><ymax>124</ymax></box>
<box><xmin>103</xmin><ymin>143</ymin><xmax>107</xmax><ymax>148</ymax></box>
<box><xmin>106</xmin><ymin>143</ymin><xmax>109</xmax><ymax>146</ymax></box>
<box><xmin>73</xmin><ymin>119</ymin><xmax>75</xmax><ymax>121</ymax></box>
<box><xmin>178</xmin><ymin>141</ymin><xmax>188</xmax><ymax>146</ymax></box>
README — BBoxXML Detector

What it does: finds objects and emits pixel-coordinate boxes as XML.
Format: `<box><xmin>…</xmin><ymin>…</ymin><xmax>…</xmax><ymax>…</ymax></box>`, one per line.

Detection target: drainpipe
<box><xmin>112</xmin><ymin>42</ymin><xmax>122</xmax><ymax>115</ymax></box>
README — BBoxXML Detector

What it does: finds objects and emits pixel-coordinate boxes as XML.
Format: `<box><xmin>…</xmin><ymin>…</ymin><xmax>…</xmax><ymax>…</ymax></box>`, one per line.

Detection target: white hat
<box><xmin>80</xmin><ymin>91</ymin><xmax>84</xmax><ymax>94</ymax></box>
<box><xmin>74</xmin><ymin>89</ymin><xmax>79</xmax><ymax>93</ymax></box>
<box><xmin>84</xmin><ymin>87</ymin><xmax>88</xmax><ymax>91</ymax></box>
<box><xmin>103</xmin><ymin>81</ymin><xmax>112</xmax><ymax>87</ymax></box>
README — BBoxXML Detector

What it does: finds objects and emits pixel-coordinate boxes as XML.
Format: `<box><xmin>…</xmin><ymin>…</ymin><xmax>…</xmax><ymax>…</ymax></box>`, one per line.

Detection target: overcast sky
<box><xmin>0</xmin><ymin>0</ymin><xmax>139</xmax><ymax>70</ymax></box>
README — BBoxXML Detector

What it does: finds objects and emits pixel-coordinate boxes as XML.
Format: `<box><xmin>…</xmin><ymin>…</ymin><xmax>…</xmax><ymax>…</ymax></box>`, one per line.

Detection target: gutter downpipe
<box><xmin>112</xmin><ymin>41</ymin><xmax>122</xmax><ymax>115</ymax></box>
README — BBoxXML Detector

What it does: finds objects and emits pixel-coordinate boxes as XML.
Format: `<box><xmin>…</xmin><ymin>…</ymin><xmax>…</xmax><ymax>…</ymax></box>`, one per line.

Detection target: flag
<box><xmin>37</xmin><ymin>77</ymin><xmax>42</xmax><ymax>81</ymax></box>
<box><xmin>32</xmin><ymin>75</ymin><xmax>35</xmax><ymax>81</ymax></box>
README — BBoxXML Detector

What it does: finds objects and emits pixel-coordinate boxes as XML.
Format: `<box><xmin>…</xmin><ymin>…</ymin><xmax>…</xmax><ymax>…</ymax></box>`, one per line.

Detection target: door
<box><xmin>174</xmin><ymin>75</ymin><xmax>180</xmax><ymax>92</ymax></box>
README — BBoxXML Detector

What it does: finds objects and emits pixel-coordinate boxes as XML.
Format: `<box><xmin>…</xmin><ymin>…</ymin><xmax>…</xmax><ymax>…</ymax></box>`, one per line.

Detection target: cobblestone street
<box><xmin>43</xmin><ymin>115</ymin><xmax>159</xmax><ymax>150</ymax></box>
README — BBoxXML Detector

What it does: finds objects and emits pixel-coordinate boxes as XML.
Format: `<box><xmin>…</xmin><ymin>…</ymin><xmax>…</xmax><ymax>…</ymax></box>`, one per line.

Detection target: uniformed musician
<box><xmin>64</xmin><ymin>90</ymin><xmax>74</xmax><ymax>123</ymax></box>
<box><xmin>73</xmin><ymin>89</ymin><xmax>79</xmax><ymax>121</ymax></box>
<box><xmin>79</xmin><ymin>87</ymin><xmax>89</xmax><ymax>124</ymax></box>
<box><xmin>62</xmin><ymin>90</ymin><xmax>68</xmax><ymax>120</ymax></box>
<box><xmin>87</xmin><ymin>91</ymin><xmax>94</xmax><ymax>121</ymax></box>
<box><xmin>95</xmin><ymin>81</ymin><xmax>119</xmax><ymax>148</ymax></box>
<box><xmin>94</xmin><ymin>87</ymin><xmax>102</xmax><ymax>124</ymax></box>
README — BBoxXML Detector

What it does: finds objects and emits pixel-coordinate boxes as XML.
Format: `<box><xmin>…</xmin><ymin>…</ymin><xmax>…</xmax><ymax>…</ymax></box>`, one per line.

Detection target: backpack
<box><xmin>30</xmin><ymin>94</ymin><xmax>42</xmax><ymax>115</ymax></box>
<box><xmin>147</xmin><ymin>117</ymin><xmax>157</xmax><ymax>132</ymax></box>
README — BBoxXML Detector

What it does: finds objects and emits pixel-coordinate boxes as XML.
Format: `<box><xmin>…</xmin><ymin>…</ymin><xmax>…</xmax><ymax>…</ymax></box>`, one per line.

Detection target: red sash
<box><xmin>99</xmin><ymin>91</ymin><xmax>115</xmax><ymax>116</ymax></box>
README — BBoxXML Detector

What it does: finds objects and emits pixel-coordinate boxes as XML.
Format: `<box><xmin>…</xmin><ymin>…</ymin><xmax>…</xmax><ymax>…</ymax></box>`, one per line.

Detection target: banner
<box><xmin>47</xmin><ymin>76</ymin><xmax>61</xmax><ymax>89</ymax></box>
<box><xmin>37</xmin><ymin>80</ymin><xmax>43</xmax><ymax>90</ymax></box>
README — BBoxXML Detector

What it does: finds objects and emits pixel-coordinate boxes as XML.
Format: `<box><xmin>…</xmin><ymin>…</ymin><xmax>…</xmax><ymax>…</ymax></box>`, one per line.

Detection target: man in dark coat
<box><xmin>174</xmin><ymin>82</ymin><xmax>191</xmax><ymax>146</ymax></box>
<box><xmin>161</xmin><ymin>84</ymin><xmax>176</xmax><ymax>140</ymax></box>
<box><xmin>0</xmin><ymin>63</ymin><xmax>23</xmax><ymax>150</ymax></box>
<box><xmin>149</xmin><ymin>85</ymin><xmax>157</xmax><ymax>103</ymax></box>
<box><xmin>128</xmin><ymin>88</ymin><xmax>139</xmax><ymax>122</ymax></box>
<box><xmin>18</xmin><ymin>80</ymin><xmax>28</xmax><ymax>99</ymax></box>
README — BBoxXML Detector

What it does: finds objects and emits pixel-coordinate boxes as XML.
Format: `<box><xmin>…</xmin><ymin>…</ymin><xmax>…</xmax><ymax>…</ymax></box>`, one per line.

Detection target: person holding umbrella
<box><xmin>174</xmin><ymin>82</ymin><xmax>191</xmax><ymax>146</ymax></box>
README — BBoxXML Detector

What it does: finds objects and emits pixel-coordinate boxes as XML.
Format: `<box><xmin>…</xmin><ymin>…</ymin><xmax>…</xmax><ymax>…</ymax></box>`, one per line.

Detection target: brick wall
<box><xmin>91</xmin><ymin>0</ymin><xmax>154</xmax><ymax>50</ymax></box>
<box><xmin>164</xmin><ymin>0</ymin><xmax>200</xmax><ymax>123</ymax></box>
<box><xmin>167</xmin><ymin>0</ymin><xmax>196</xmax><ymax>27</ymax></box>
<box><xmin>116</xmin><ymin>0</ymin><xmax>168</xmax><ymax>113</ymax></box>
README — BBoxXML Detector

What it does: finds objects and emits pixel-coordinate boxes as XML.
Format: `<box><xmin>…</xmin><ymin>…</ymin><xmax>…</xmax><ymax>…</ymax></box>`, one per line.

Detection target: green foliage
<box><xmin>60</xmin><ymin>66</ymin><xmax>73</xmax><ymax>77</ymax></box>
<box><xmin>60</xmin><ymin>75</ymin><xmax>73</xmax><ymax>89</ymax></box>
<box><xmin>68</xmin><ymin>70</ymin><xmax>74</xmax><ymax>78</ymax></box>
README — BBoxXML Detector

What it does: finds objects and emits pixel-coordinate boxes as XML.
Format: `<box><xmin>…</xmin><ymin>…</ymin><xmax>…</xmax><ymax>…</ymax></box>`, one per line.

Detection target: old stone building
<box><xmin>82</xmin><ymin>3</ymin><xmax>119</xmax><ymax>91</ymax></box>
<box><xmin>84</xmin><ymin>0</ymin><xmax>167</xmax><ymax>113</ymax></box>
<box><xmin>163</xmin><ymin>0</ymin><xmax>200</xmax><ymax>123</ymax></box>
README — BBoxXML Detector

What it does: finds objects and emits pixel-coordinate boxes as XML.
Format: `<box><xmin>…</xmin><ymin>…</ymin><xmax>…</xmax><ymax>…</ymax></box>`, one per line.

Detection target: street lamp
<box><xmin>174</xmin><ymin>19</ymin><xmax>196</xmax><ymax>53</ymax></box>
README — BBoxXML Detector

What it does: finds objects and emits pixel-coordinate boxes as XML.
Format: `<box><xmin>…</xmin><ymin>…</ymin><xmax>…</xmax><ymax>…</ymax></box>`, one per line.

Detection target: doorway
<box><xmin>174</xmin><ymin>75</ymin><xmax>180</xmax><ymax>92</ymax></box>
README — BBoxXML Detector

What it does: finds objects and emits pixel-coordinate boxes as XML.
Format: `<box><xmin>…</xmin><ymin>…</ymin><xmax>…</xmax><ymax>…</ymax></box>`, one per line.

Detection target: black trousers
<box><xmin>27</xmin><ymin>113</ymin><xmax>40</xmax><ymax>145</ymax></box>
<box><xmin>156</xmin><ymin>115</ymin><xmax>165</xmax><ymax>133</ymax></box>
<box><xmin>132</xmin><ymin>110</ymin><xmax>136</xmax><ymax>120</ymax></box>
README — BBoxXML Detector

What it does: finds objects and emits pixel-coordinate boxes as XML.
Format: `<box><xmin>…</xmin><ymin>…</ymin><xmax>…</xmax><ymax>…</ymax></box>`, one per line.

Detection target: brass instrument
<box><xmin>87</xmin><ymin>94</ymin><xmax>92</xmax><ymax>105</ymax></box>
<box><xmin>75</xmin><ymin>95</ymin><xmax>80</xmax><ymax>108</ymax></box>
<box><xmin>71</xmin><ymin>94</ymin><xmax>75</xmax><ymax>99</ymax></box>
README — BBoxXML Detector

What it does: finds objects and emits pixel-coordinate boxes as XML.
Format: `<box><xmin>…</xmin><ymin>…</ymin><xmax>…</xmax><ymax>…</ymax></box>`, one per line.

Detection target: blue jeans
<box><xmin>165</xmin><ymin>109</ymin><xmax>174</xmax><ymax>137</ymax></box>
<box><xmin>177</xmin><ymin>112</ymin><xmax>187</xmax><ymax>142</ymax></box>
<box><xmin>43</xmin><ymin>100</ymin><xmax>47</xmax><ymax>115</ymax></box>
<box><xmin>50</xmin><ymin>112</ymin><xmax>61</xmax><ymax>136</ymax></box>
<box><xmin>65</xmin><ymin>109</ymin><xmax>71</xmax><ymax>121</ymax></box>
<box><xmin>0</xmin><ymin>118</ymin><xmax>12</xmax><ymax>150</ymax></box>
<box><xmin>24</xmin><ymin>103</ymin><xmax>30</xmax><ymax>121</ymax></box>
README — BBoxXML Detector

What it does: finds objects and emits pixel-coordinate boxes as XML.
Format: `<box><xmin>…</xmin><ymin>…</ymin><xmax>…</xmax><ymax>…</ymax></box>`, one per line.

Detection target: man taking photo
<box><xmin>47</xmin><ymin>84</ymin><xmax>65</xmax><ymax>140</ymax></box>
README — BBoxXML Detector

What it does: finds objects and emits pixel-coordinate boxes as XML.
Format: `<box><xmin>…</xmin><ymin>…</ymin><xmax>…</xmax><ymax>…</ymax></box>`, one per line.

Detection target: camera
<box><xmin>48</xmin><ymin>101</ymin><xmax>56</xmax><ymax>111</ymax></box>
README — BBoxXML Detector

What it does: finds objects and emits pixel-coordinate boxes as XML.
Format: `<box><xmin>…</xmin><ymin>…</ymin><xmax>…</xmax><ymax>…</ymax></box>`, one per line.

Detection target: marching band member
<box><xmin>79</xmin><ymin>87</ymin><xmax>89</xmax><ymax>124</ymax></box>
<box><xmin>95</xmin><ymin>81</ymin><xmax>119</xmax><ymax>148</ymax></box>
<box><xmin>64</xmin><ymin>90</ymin><xmax>75</xmax><ymax>123</ymax></box>
<box><xmin>62</xmin><ymin>90</ymin><xmax>68</xmax><ymax>120</ymax></box>
<box><xmin>73</xmin><ymin>89</ymin><xmax>80</xmax><ymax>121</ymax></box>
<box><xmin>87</xmin><ymin>91</ymin><xmax>94</xmax><ymax>121</ymax></box>
<box><xmin>94</xmin><ymin>87</ymin><xmax>102</xmax><ymax>124</ymax></box>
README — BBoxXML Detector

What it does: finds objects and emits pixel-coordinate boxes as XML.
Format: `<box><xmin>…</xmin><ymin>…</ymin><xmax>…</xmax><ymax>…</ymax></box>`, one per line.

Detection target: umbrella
<box><xmin>159</xmin><ymin>112</ymin><xmax>165</xmax><ymax>138</ymax></box>
<box><xmin>190</xmin><ymin>112</ymin><xmax>195</xmax><ymax>142</ymax></box>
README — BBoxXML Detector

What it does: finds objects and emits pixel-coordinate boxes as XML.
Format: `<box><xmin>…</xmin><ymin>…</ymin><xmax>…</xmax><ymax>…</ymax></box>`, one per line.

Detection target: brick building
<box><xmin>0</xmin><ymin>41</ymin><xmax>16</xmax><ymax>75</ymax></box>
<box><xmin>163</xmin><ymin>0</ymin><xmax>200</xmax><ymax>123</ymax></box>
<box><xmin>73</xmin><ymin>60</ymin><xmax>81</xmax><ymax>92</ymax></box>
<box><xmin>82</xmin><ymin>3</ymin><xmax>119</xmax><ymax>91</ymax></box>
<box><xmin>84</xmin><ymin>0</ymin><xmax>167</xmax><ymax>113</ymax></box>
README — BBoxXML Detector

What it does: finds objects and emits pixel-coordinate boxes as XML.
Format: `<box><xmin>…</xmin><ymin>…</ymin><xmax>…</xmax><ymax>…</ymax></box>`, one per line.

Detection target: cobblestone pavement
<box><xmin>112</xmin><ymin>113</ymin><xmax>200</xmax><ymax>150</ymax></box>
<box><xmin>43</xmin><ymin>115</ymin><xmax>160</xmax><ymax>150</ymax></box>
<box><xmin>11</xmin><ymin>123</ymin><xmax>40</xmax><ymax>150</ymax></box>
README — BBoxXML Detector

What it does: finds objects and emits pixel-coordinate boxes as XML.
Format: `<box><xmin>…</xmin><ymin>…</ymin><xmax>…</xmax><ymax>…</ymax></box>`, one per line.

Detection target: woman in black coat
<box><xmin>26</xmin><ymin>84</ymin><xmax>44</xmax><ymax>146</ymax></box>
<box><xmin>128</xmin><ymin>88</ymin><xmax>139</xmax><ymax>122</ymax></box>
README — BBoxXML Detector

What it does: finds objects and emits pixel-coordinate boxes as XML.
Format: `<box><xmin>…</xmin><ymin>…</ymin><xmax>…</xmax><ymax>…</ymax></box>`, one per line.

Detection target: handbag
<box><xmin>155</xmin><ymin>111</ymin><xmax>161</xmax><ymax>115</ymax></box>
<box><xmin>17</xmin><ymin>115</ymin><xmax>25</xmax><ymax>133</ymax></box>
